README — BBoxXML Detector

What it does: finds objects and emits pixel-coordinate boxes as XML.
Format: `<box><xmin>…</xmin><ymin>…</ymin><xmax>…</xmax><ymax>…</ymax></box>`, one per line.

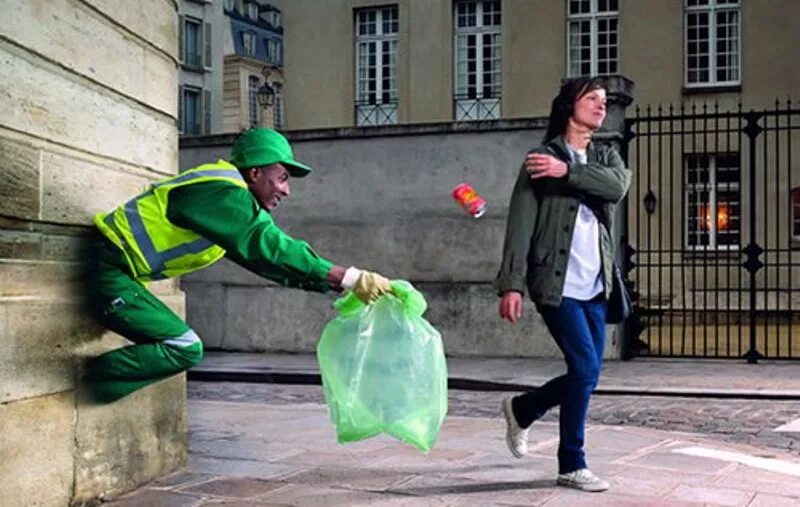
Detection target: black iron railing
<box><xmin>622</xmin><ymin>100</ymin><xmax>799</xmax><ymax>360</ymax></box>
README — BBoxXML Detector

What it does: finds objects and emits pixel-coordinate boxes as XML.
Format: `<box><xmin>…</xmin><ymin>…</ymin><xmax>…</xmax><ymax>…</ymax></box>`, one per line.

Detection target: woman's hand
<box><xmin>499</xmin><ymin>291</ymin><xmax>523</xmax><ymax>323</ymax></box>
<box><xmin>525</xmin><ymin>153</ymin><xmax>568</xmax><ymax>180</ymax></box>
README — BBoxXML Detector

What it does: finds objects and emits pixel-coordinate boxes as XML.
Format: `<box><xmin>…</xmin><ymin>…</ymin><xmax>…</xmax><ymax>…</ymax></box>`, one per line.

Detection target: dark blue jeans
<box><xmin>511</xmin><ymin>295</ymin><xmax>607</xmax><ymax>474</ymax></box>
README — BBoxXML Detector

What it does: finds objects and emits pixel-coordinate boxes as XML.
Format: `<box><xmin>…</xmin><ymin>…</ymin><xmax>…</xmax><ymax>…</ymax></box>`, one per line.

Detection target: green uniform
<box><xmin>86</xmin><ymin>161</ymin><xmax>333</xmax><ymax>402</ymax></box>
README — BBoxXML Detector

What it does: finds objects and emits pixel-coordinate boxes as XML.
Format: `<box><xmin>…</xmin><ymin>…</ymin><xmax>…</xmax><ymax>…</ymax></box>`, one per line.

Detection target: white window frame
<box><xmin>566</xmin><ymin>0</ymin><xmax>619</xmax><ymax>77</ymax></box>
<box><xmin>262</xmin><ymin>8</ymin><xmax>281</xmax><ymax>28</ymax></box>
<box><xmin>453</xmin><ymin>0</ymin><xmax>502</xmax><ymax>121</ymax></box>
<box><xmin>242</xmin><ymin>31</ymin><xmax>257</xmax><ymax>57</ymax></box>
<box><xmin>247</xmin><ymin>75</ymin><xmax>261</xmax><ymax>127</ymax></box>
<box><xmin>266</xmin><ymin>38</ymin><xmax>282</xmax><ymax>66</ymax></box>
<box><xmin>354</xmin><ymin>6</ymin><xmax>399</xmax><ymax>126</ymax></box>
<box><xmin>180</xmin><ymin>85</ymin><xmax>203</xmax><ymax>135</ymax></box>
<box><xmin>181</xmin><ymin>16</ymin><xmax>203</xmax><ymax>69</ymax></box>
<box><xmin>273</xmin><ymin>83</ymin><xmax>284</xmax><ymax>129</ymax></box>
<box><xmin>180</xmin><ymin>16</ymin><xmax>211</xmax><ymax>71</ymax></box>
<box><xmin>684</xmin><ymin>153</ymin><xmax>741</xmax><ymax>251</ymax></box>
<box><xmin>246</xmin><ymin>2</ymin><xmax>259</xmax><ymax>21</ymax></box>
<box><xmin>684</xmin><ymin>0</ymin><xmax>741</xmax><ymax>88</ymax></box>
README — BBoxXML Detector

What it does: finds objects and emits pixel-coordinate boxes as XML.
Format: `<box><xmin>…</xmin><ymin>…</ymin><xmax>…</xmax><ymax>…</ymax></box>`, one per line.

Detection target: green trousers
<box><xmin>84</xmin><ymin>239</ymin><xmax>203</xmax><ymax>402</ymax></box>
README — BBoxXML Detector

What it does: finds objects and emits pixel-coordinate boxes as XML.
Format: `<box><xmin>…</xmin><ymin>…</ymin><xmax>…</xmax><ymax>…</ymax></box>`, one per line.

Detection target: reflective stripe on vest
<box><xmin>99</xmin><ymin>165</ymin><xmax>245</xmax><ymax>281</ymax></box>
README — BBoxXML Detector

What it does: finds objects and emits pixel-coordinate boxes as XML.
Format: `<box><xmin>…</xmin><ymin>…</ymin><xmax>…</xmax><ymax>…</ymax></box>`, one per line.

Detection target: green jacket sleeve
<box><xmin>495</xmin><ymin>164</ymin><xmax>540</xmax><ymax>295</ymax></box>
<box><xmin>563</xmin><ymin>145</ymin><xmax>631</xmax><ymax>204</ymax></box>
<box><xmin>166</xmin><ymin>181</ymin><xmax>334</xmax><ymax>292</ymax></box>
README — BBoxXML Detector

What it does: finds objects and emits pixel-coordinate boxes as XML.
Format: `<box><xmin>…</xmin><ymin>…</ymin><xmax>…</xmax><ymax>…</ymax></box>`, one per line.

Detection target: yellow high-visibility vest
<box><xmin>94</xmin><ymin>160</ymin><xmax>247</xmax><ymax>283</ymax></box>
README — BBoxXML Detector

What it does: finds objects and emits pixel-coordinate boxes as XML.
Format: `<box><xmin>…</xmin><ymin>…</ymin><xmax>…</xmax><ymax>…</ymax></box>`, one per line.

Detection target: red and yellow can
<box><xmin>452</xmin><ymin>182</ymin><xmax>487</xmax><ymax>218</ymax></box>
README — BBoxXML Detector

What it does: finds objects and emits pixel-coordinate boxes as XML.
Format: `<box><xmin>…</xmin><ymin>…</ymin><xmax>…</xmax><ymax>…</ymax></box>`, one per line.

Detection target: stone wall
<box><xmin>180</xmin><ymin>76</ymin><xmax>633</xmax><ymax>360</ymax></box>
<box><xmin>1</xmin><ymin>1</ymin><xmax>187</xmax><ymax>505</ymax></box>
<box><xmin>180</xmin><ymin>121</ymin><xmax>567</xmax><ymax>358</ymax></box>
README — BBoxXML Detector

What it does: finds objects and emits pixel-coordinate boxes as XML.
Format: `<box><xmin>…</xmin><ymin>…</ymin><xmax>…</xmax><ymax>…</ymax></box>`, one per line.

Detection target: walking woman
<box><xmin>495</xmin><ymin>77</ymin><xmax>631</xmax><ymax>492</ymax></box>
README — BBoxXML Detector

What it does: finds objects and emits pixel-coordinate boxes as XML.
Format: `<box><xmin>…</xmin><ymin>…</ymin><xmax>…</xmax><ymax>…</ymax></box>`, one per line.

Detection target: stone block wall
<box><xmin>180</xmin><ymin>122</ymin><xmax>568</xmax><ymax>357</ymax></box>
<box><xmin>1</xmin><ymin>1</ymin><xmax>187</xmax><ymax>505</ymax></box>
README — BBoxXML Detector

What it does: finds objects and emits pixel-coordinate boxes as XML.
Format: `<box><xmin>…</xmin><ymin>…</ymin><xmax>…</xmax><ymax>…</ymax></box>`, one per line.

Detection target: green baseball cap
<box><xmin>230</xmin><ymin>128</ymin><xmax>312</xmax><ymax>177</ymax></box>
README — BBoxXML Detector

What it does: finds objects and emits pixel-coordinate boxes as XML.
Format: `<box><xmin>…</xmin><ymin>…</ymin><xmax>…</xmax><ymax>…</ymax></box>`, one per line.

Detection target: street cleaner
<box><xmin>84</xmin><ymin>128</ymin><xmax>392</xmax><ymax>402</ymax></box>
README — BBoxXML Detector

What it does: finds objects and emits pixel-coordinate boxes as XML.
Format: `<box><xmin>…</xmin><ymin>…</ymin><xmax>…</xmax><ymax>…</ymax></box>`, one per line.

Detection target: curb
<box><xmin>187</xmin><ymin>368</ymin><xmax>800</xmax><ymax>400</ymax></box>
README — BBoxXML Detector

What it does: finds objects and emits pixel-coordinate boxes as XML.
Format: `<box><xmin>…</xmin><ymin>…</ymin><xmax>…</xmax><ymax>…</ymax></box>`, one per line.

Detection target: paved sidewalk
<box><xmin>107</xmin><ymin>399</ymin><xmax>800</xmax><ymax>506</ymax></box>
<box><xmin>191</xmin><ymin>351</ymin><xmax>800</xmax><ymax>398</ymax></box>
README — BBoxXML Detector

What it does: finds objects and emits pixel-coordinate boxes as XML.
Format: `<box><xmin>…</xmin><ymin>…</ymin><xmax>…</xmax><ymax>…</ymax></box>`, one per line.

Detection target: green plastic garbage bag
<box><xmin>316</xmin><ymin>280</ymin><xmax>448</xmax><ymax>452</ymax></box>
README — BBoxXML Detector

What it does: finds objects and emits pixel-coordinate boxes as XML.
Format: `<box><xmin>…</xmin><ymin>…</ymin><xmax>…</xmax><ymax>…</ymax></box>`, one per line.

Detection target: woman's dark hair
<box><xmin>543</xmin><ymin>76</ymin><xmax>606</xmax><ymax>142</ymax></box>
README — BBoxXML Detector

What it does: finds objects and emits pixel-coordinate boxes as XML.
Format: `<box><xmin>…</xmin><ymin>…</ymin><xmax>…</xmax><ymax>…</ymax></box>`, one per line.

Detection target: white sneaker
<box><xmin>501</xmin><ymin>397</ymin><xmax>528</xmax><ymax>458</ymax></box>
<box><xmin>556</xmin><ymin>468</ymin><xmax>610</xmax><ymax>492</ymax></box>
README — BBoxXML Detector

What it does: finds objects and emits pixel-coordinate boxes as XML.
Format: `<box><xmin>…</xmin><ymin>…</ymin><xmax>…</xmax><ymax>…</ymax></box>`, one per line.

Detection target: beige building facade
<box><xmin>221</xmin><ymin>0</ymin><xmax>286</xmax><ymax>132</ymax></box>
<box><xmin>1</xmin><ymin>0</ymin><xmax>188</xmax><ymax>504</ymax></box>
<box><xmin>263</xmin><ymin>0</ymin><xmax>800</xmax><ymax>359</ymax></box>
<box><xmin>277</xmin><ymin>0</ymin><xmax>799</xmax><ymax>130</ymax></box>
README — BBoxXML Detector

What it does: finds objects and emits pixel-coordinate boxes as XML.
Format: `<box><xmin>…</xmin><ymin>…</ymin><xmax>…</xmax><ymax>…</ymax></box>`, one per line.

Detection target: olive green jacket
<box><xmin>495</xmin><ymin>136</ymin><xmax>631</xmax><ymax>307</ymax></box>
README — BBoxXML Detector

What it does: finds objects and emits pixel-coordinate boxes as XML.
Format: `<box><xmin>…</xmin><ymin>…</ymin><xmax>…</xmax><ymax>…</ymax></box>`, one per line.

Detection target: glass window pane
<box><xmin>598</xmin><ymin>0</ymin><xmax>619</xmax><ymax>12</ymax></box>
<box><xmin>483</xmin><ymin>0</ymin><xmax>501</xmax><ymax>26</ymax></box>
<box><xmin>454</xmin><ymin>2</ymin><xmax>501</xmax><ymax>118</ymax></box>
<box><xmin>569</xmin><ymin>0</ymin><xmax>590</xmax><ymax>15</ymax></box>
<box><xmin>247</xmin><ymin>77</ymin><xmax>259</xmax><ymax>127</ymax></box>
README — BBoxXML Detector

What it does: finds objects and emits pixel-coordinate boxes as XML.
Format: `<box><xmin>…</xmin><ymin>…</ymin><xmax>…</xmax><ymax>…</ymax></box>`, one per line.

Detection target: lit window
<box><xmin>685</xmin><ymin>0</ymin><xmax>740</xmax><ymax>87</ymax></box>
<box><xmin>567</xmin><ymin>0</ymin><xmax>618</xmax><ymax>77</ymax></box>
<box><xmin>454</xmin><ymin>0</ymin><xmax>502</xmax><ymax>121</ymax></box>
<box><xmin>354</xmin><ymin>6</ymin><xmax>399</xmax><ymax>126</ymax></box>
<box><xmin>685</xmin><ymin>153</ymin><xmax>741</xmax><ymax>250</ymax></box>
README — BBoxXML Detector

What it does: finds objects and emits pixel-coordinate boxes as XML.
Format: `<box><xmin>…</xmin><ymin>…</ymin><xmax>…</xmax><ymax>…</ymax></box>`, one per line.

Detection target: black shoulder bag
<box><xmin>606</xmin><ymin>262</ymin><xmax>632</xmax><ymax>324</ymax></box>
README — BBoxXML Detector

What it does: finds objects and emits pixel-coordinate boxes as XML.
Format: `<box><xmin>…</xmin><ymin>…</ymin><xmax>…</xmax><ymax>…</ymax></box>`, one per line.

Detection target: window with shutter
<box><xmin>178</xmin><ymin>15</ymin><xmax>185</xmax><ymax>64</ymax></box>
<box><xmin>203</xmin><ymin>89</ymin><xmax>211</xmax><ymax>134</ymax></box>
<box><xmin>178</xmin><ymin>85</ymin><xmax>184</xmax><ymax>134</ymax></box>
<box><xmin>204</xmin><ymin>22</ymin><xmax>212</xmax><ymax>69</ymax></box>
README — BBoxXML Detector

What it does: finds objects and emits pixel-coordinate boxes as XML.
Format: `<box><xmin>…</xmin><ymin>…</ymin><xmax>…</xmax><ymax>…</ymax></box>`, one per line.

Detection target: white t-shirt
<box><xmin>562</xmin><ymin>145</ymin><xmax>604</xmax><ymax>300</ymax></box>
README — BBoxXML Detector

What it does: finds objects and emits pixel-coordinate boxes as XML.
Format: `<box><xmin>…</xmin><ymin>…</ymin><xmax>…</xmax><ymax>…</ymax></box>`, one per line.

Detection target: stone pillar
<box><xmin>596</xmin><ymin>75</ymin><xmax>636</xmax><ymax>359</ymax></box>
<box><xmin>594</xmin><ymin>75</ymin><xmax>635</xmax><ymax>152</ymax></box>
<box><xmin>0</xmin><ymin>1</ymin><xmax>188</xmax><ymax>505</ymax></box>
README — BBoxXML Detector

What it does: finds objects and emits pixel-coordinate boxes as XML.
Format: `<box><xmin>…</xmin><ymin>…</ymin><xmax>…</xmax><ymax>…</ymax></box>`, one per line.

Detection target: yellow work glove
<box><xmin>342</xmin><ymin>268</ymin><xmax>392</xmax><ymax>304</ymax></box>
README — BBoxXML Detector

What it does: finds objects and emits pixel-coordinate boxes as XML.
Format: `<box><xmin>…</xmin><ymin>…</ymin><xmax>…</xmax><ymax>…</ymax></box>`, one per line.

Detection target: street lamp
<box><xmin>256</xmin><ymin>80</ymin><xmax>275</xmax><ymax>107</ymax></box>
<box><xmin>257</xmin><ymin>65</ymin><xmax>278</xmax><ymax>107</ymax></box>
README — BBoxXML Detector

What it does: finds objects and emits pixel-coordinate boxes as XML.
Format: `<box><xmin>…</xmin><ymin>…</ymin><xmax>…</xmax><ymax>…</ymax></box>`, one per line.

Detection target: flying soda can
<box><xmin>451</xmin><ymin>182</ymin><xmax>487</xmax><ymax>218</ymax></box>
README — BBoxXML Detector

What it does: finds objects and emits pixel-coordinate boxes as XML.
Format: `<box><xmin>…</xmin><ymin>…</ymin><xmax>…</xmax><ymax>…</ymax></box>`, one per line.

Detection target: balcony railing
<box><xmin>355</xmin><ymin>101</ymin><xmax>398</xmax><ymax>126</ymax></box>
<box><xmin>454</xmin><ymin>95</ymin><xmax>501</xmax><ymax>121</ymax></box>
<box><xmin>182</xmin><ymin>122</ymin><xmax>201</xmax><ymax>136</ymax></box>
<box><xmin>183</xmin><ymin>51</ymin><xmax>203</xmax><ymax>70</ymax></box>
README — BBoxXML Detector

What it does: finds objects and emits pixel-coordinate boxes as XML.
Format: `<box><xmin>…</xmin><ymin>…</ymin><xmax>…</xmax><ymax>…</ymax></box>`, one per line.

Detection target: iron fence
<box><xmin>622</xmin><ymin>100</ymin><xmax>799</xmax><ymax>361</ymax></box>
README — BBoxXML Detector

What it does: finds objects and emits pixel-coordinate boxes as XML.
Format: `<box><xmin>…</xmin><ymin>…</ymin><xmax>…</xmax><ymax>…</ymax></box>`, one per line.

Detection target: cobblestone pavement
<box><xmin>188</xmin><ymin>381</ymin><xmax>799</xmax><ymax>457</ymax></box>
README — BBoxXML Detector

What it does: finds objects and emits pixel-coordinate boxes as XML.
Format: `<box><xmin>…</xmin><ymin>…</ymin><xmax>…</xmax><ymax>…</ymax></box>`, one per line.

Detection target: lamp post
<box><xmin>256</xmin><ymin>81</ymin><xmax>275</xmax><ymax>108</ymax></box>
